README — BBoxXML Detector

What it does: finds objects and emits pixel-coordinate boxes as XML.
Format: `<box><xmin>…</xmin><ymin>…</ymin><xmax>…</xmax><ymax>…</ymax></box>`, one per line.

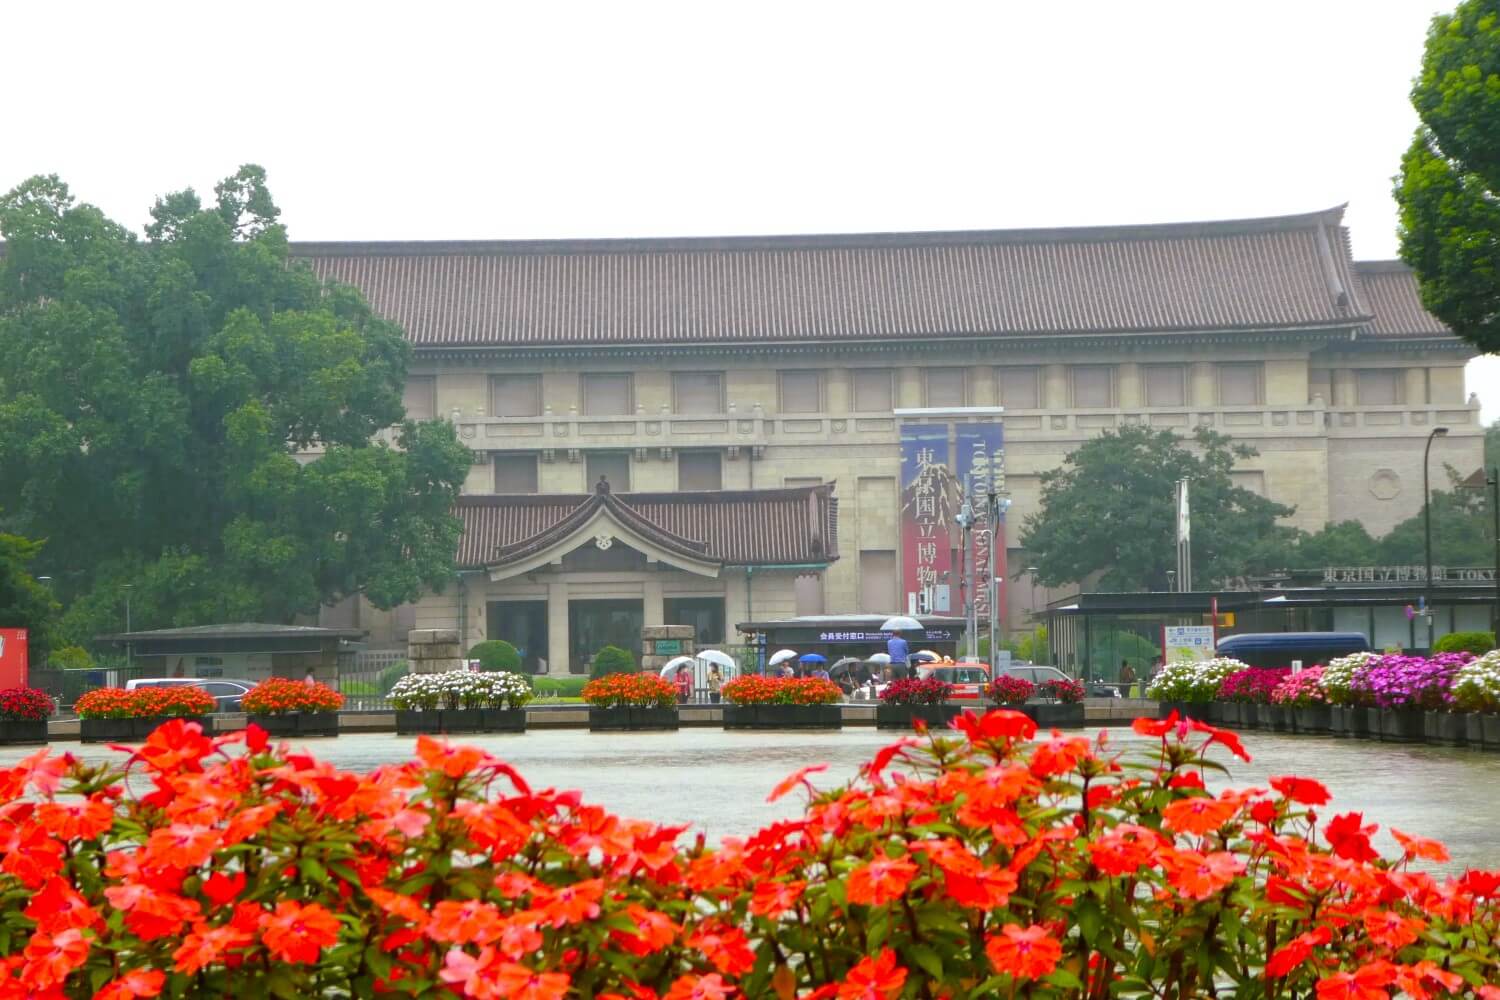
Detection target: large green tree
<box><xmin>1396</xmin><ymin>1</ymin><xmax>1500</xmax><ymax>351</ymax></box>
<box><xmin>0</xmin><ymin>531</ymin><xmax>59</xmax><ymax>661</ymax></box>
<box><xmin>0</xmin><ymin>167</ymin><xmax>471</xmax><ymax>643</ymax></box>
<box><xmin>1019</xmin><ymin>427</ymin><xmax>1293</xmax><ymax>591</ymax></box>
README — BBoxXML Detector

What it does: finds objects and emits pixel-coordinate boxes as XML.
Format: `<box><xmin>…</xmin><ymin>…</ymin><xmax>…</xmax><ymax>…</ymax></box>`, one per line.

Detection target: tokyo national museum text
<box><xmin>304</xmin><ymin>207</ymin><xmax>1482</xmax><ymax>675</ymax></box>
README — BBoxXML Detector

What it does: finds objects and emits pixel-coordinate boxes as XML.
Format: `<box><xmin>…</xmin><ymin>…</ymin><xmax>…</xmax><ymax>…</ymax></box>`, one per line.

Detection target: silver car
<box><xmin>125</xmin><ymin>678</ymin><xmax>257</xmax><ymax>712</ymax></box>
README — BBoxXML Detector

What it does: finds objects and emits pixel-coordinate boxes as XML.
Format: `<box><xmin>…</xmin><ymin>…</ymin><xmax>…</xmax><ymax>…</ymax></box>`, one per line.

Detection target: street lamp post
<box><xmin>1423</xmin><ymin>426</ymin><xmax>1450</xmax><ymax>651</ymax></box>
<box><xmin>122</xmin><ymin>585</ymin><xmax>133</xmax><ymax>668</ymax></box>
<box><xmin>955</xmin><ymin>497</ymin><xmax>976</xmax><ymax>661</ymax></box>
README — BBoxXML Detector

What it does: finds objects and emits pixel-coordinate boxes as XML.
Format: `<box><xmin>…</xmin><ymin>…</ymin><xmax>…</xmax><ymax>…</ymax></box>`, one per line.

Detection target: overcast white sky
<box><xmin>8</xmin><ymin>1</ymin><xmax>1496</xmax><ymax>419</ymax></box>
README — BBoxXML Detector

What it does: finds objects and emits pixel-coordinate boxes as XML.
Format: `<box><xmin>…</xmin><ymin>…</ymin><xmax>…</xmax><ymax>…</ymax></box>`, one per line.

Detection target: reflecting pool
<box><xmin>8</xmin><ymin>727</ymin><xmax>1500</xmax><ymax>872</ymax></box>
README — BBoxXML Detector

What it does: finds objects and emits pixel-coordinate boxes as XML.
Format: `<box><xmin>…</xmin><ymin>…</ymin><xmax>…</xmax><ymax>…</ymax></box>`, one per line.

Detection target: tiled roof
<box><xmin>1353</xmin><ymin>261</ymin><xmax>1453</xmax><ymax>339</ymax></box>
<box><xmin>454</xmin><ymin>483</ymin><xmax>839</xmax><ymax>569</ymax></box>
<box><xmin>292</xmin><ymin>208</ymin><xmax>1382</xmax><ymax>347</ymax></box>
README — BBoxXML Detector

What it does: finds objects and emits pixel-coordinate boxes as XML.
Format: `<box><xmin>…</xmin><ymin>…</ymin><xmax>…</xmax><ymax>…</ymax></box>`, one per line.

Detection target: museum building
<box><xmin>303</xmin><ymin>206</ymin><xmax>1484</xmax><ymax>675</ymax></box>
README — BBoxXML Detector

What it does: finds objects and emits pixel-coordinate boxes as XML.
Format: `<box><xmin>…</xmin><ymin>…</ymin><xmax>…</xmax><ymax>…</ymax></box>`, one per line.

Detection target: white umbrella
<box><xmin>768</xmin><ymin>649</ymin><xmax>799</xmax><ymax>667</ymax></box>
<box><xmin>659</xmin><ymin>655</ymin><xmax>696</xmax><ymax>677</ymax></box>
<box><xmin>880</xmin><ymin>615</ymin><xmax>923</xmax><ymax>632</ymax></box>
<box><xmin>867</xmin><ymin>652</ymin><xmax>892</xmax><ymax>665</ymax></box>
<box><xmin>913</xmin><ymin>649</ymin><xmax>941</xmax><ymax>661</ymax></box>
<box><xmin>695</xmin><ymin>650</ymin><xmax>737</xmax><ymax>671</ymax></box>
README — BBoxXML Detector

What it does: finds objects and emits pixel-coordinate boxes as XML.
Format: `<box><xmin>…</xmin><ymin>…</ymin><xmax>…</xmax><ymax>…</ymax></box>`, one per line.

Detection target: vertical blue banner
<box><xmin>900</xmin><ymin>424</ymin><xmax>952</xmax><ymax>614</ymax></box>
<box><xmin>956</xmin><ymin>423</ymin><xmax>1005</xmax><ymax>627</ymax></box>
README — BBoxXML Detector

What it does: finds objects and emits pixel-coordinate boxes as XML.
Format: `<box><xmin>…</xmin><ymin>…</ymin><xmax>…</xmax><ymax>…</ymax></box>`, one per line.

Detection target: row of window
<box><xmin>494</xmin><ymin>450</ymin><xmax>724</xmax><ymax>494</ymax></box>
<box><xmin>406</xmin><ymin>364</ymin><xmax>1418</xmax><ymax>420</ymax></box>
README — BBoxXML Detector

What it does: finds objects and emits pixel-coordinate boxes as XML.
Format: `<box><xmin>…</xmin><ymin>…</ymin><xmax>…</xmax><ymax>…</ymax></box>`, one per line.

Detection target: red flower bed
<box><xmin>75</xmin><ymin>686</ymin><xmax>215</xmax><ymax>719</ymax></box>
<box><xmin>878</xmin><ymin>677</ymin><xmax>953</xmax><ymax>705</ymax></box>
<box><xmin>241</xmin><ymin>678</ymin><xmax>344</xmax><ymax>715</ymax></box>
<box><xmin>0</xmin><ymin>713</ymin><xmax>1493</xmax><ymax>996</ymax></box>
<box><xmin>987</xmin><ymin>674</ymin><xmax>1035</xmax><ymax>704</ymax></box>
<box><xmin>1038</xmin><ymin>678</ymin><xmax>1085</xmax><ymax>704</ymax></box>
<box><xmin>581</xmin><ymin>673</ymin><xmax>676</xmax><ymax>708</ymax></box>
<box><xmin>0</xmin><ymin>686</ymin><xmax>53</xmax><ymax>722</ymax></box>
<box><xmin>721</xmin><ymin>675</ymin><xmax>841</xmax><ymax>705</ymax></box>
<box><xmin>1218</xmin><ymin>667</ymin><xmax>1292</xmax><ymax>704</ymax></box>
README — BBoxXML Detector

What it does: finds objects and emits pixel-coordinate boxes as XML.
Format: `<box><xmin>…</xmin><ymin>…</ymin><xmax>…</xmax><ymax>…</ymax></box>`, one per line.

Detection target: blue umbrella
<box><xmin>799</xmin><ymin>653</ymin><xmax>828</xmax><ymax>664</ymax></box>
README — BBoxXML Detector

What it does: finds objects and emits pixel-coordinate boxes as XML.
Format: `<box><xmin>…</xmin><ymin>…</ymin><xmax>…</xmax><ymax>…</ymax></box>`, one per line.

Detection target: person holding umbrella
<box><xmin>799</xmin><ymin>653</ymin><xmax>830</xmax><ymax>681</ymax></box>
<box><xmin>886</xmin><ymin>629</ymin><xmax>910</xmax><ymax>681</ymax></box>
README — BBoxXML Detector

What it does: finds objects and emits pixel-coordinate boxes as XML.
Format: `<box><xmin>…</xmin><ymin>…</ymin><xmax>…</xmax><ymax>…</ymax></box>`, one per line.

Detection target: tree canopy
<box><xmin>0</xmin><ymin>531</ymin><xmax>59</xmax><ymax>661</ymax></box>
<box><xmin>1018</xmin><ymin>426</ymin><xmax>1293</xmax><ymax>591</ymax></box>
<box><xmin>1396</xmin><ymin>1</ymin><xmax>1500</xmax><ymax>352</ymax></box>
<box><xmin>0</xmin><ymin>167</ymin><xmax>472</xmax><ymax>644</ymax></box>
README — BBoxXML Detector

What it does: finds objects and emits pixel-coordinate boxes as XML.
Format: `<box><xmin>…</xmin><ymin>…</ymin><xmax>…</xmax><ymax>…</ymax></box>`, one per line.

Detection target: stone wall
<box><xmin>407</xmin><ymin>628</ymin><xmax>462</xmax><ymax>674</ymax></box>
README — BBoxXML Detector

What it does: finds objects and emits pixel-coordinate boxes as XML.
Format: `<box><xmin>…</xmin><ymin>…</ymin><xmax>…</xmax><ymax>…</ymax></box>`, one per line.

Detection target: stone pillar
<box><xmin>643</xmin><ymin>577</ymin><xmax>665</xmax><ymax>628</ymax></box>
<box><xmin>1043</xmin><ymin>365</ymin><xmax>1068</xmax><ymax>408</ymax></box>
<box><xmin>407</xmin><ymin>629</ymin><xmax>462</xmax><ymax>674</ymax></box>
<box><xmin>641</xmin><ymin>624</ymin><xmax>696</xmax><ymax>676</ymax></box>
<box><xmin>547</xmin><ymin>582</ymin><xmax>571</xmax><ymax>677</ymax></box>
<box><xmin>1117</xmin><ymin>363</ymin><xmax>1141</xmax><ymax>408</ymax></box>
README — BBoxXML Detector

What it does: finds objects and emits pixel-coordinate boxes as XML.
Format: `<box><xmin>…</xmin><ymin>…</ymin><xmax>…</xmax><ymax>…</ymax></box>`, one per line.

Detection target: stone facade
<box><xmin>304</xmin><ymin>211</ymin><xmax>1484</xmax><ymax>669</ymax></box>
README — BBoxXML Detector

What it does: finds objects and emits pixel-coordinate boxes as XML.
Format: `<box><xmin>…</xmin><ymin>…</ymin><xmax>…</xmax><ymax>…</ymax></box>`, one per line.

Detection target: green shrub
<box><xmin>1433</xmin><ymin>631</ymin><xmax>1494</xmax><ymax>655</ymax></box>
<box><xmin>378</xmin><ymin>661</ymin><xmax>410</xmax><ymax>695</ymax></box>
<box><xmin>468</xmin><ymin>639</ymin><xmax>522</xmax><ymax>673</ymax></box>
<box><xmin>47</xmin><ymin>645</ymin><xmax>94</xmax><ymax>671</ymax></box>
<box><xmin>589</xmin><ymin>645</ymin><xmax>636</xmax><ymax>679</ymax></box>
<box><xmin>533</xmin><ymin>676</ymin><xmax>588</xmax><ymax>697</ymax></box>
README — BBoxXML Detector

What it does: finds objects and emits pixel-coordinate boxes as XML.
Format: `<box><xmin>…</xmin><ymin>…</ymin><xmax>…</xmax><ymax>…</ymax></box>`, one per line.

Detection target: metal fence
<box><xmin>336</xmin><ymin>649</ymin><xmax>409</xmax><ymax>711</ymax></box>
<box><xmin>32</xmin><ymin>666</ymin><xmax>155</xmax><ymax>712</ymax></box>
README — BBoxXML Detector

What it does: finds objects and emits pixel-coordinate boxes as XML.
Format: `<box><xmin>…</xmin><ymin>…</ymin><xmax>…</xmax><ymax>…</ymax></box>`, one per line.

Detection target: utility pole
<box><xmin>956</xmin><ymin>492</ymin><xmax>977</xmax><ymax>661</ymax></box>
<box><xmin>1423</xmin><ymin>426</ymin><xmax>1449</xmax><ymax>651</ymax></box>
<box><xmin>985</xmin><ymin>452</ymin><xmax>1010</xmax><ymax>667</ymax></box>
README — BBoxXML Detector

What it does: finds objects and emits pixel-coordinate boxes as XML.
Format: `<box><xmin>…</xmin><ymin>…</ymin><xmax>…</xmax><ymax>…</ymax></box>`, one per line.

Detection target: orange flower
<box><xmin>261</xmin><ymin>900</ymin><xmax>342</xmax><ymax>964</ymax></box>
<box><xmin>428</xmin><ymin>899</ymin><xmax>504</xmax><ymax>944</ymax></box>
<box><xmin>21</xmin><ymin>928</ymin><xmax>89</xmax><ymax>989</ymax></box>
<box><xmin>1162</xmin><ymin>796</ymin><xmax>1239</xmax><ymax>836</ymax></box>
<box><xmin>1315</xmin><ymin>961</ymin><xmax>1397</xmax><ymax>1000</ymax></box>
<box><xmin>1270</xmin><ymin>775</ymin><xmax>1332</xmax><ymax>805</ymax></box>
<box><xmin>1266</xmin><ymin>927</ymin><xmax>1331</xmax><ymax>978</ymax></box>
<box><xmin>415</xmin><ymin>735</ymin><xmax>487</xmax><ymax>778</ymax></box>
<box><xmin>35</xmin><ymin>798</ymin><xmax>113</xmax><ymax>841</ymax></box>
<box><xmin>1361</xmin><ymin>909</ymin><xmax>1425</xmax><ymax>949</ymax></box>
<box><xmin>95</xmin><ymin>969</ymin><xmax>165</xmax><ymax>1000</ymax></box>
<box><xmin>768</xmin><ymin>764</ymin><xmax>828</xmax><ymax>803</ymax></box>
<box><xmin>838</xmin><ymin>948</ymin><xmax>907</xmax><ymax>999</ymax></box>
<box><xmin>1391</xmin><ymin>828</ymin><xmax>1449</xmax><ymax>863</ymax></box>
<box><xmin>686</xmin><ymin>924</ymin><xmax>756</xmax><ymax>976</ymax></box>
<box><xmin>663</xmin><ymin>973</ymin><xmax>736</xmax><ymax>1000</ymax></box>
<box><xmin>172</xmin><ymin>922</ymin><xmax>255</xmax><ymax>975</ymax></box>
<box><xmin>1165</xmin><ymin>850</ymin><xmax>1243</xmax><ymax>900</ymax></box>
<box><xmin>846</xmin><ymin>857</ymin><xmax>918</xmax><ymax>906</ymax></box>
<box><xmin>748</xmin><ymin>879</ymin><xmax>807</xmax><ymax>918</ymax></box>
<box><xmin>440</xmin><ymin>948</ymin><xmax>570</xmax><ymax>1000</ymax></box>
<box><xmin>985</xmin><ymin>923</ymin><xmax>1062</xmax><ymax>980</ymax></box>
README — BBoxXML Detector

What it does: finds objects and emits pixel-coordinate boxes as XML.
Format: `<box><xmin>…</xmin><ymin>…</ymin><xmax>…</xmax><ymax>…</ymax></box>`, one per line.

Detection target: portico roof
<box><xmin>455</xmin><ymin>482</ymin><xmax>839</xmax><ymax>573</ymax></box>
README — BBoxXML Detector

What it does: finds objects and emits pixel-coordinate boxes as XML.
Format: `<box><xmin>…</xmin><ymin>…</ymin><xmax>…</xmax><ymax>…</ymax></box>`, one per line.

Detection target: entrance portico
<box><xmin>416</xmin><ymin>481</ymin><xmax>839</xmax><ymax>675</ymax></box>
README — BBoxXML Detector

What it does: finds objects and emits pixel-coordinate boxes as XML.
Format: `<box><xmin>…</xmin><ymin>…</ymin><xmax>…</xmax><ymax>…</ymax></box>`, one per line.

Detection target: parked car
<box><xmin>915</xmin><ymin>662</ymin><xmax>991</xmax><ymax>699</ymax></box>
<box><xmin>125</xmin><ymin>677</ymin><xmax>258</xmax><ymax>712</ymax></box>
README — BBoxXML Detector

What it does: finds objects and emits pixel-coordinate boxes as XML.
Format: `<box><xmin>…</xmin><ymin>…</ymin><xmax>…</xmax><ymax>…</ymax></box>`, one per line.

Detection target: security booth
<box><xmin>96</xmin><ymin>623</ymin><xmax>365</xmax><ymax>685</ymax></box>
<box><xmin>735</xmin><ymin>614</ymin><xmax>967</xmax><ymax>671</ymax></box>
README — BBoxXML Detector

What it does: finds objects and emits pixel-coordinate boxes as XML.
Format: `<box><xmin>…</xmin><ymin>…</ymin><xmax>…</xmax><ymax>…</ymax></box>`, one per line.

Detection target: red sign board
<box><xmin>0</xmin><ymin>629</ymin><xmax>28</xmax><ymax>689</ymax></box>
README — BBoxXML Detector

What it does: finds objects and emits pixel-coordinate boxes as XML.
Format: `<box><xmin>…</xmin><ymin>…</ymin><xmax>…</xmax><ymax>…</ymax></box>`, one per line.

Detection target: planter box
<box><xmin>1022</xmin><ymin>702</ymin><xmax>1085</xmax><ymax>729</ymax></box>
<box><xmin>249</xmin><ymin>712</ymin><xmax>340</xmax><ymax>738</ymax></box>
<box><xmin>722</xmin><ymin>704</ymin><xmax>842</xmax><ymax>730</ymax></box>
<box><xmin>1483</xmin><ymin>714</ymin><xmax>1500</xmax><ymax>750</ymax></box>
<box><xmin>396</xmin><ymin>709</ymin><xmax>528</xmax><ymax>735</ymax></box>
<box><xmin>1255</xmin><ymin>704</ymin><xmax>1290</xmax><ymax>733</ymax></box>
<box><xmin>588</xmin><ymin>706</ymin><xmax>680</xmax><ymax>732</ymax></box>
<box><xmin>1225</xmin><ymin>703</ymin><xmax>1255</xmax><ymax>729</ymax></box>
<box><xmin>1203</xmin><ymin>702</ymin><xmax>1225</xmax><ymax>725</ymax></box>
<box><xmin>0</xmin><ymin>719</ymin><xmax>48</xmax><ymax>745</ymax></box>
<box><xmin>1292</xmin><ymin>705</ymin><xmax>1331</xmax><ymax>734</ymax></box>
<box><xmin>1364</xmin><ymin>708</ymin><xmax>1384</xmax><ymax>740</ymax></box>
<box><xmin>81</xmin><ymin>716</ymin><xmax>213</xmax><ymax>743</ymax></box>
<box><xmin>1379</xmin><ymin>708</ymin><xmax>1426</xmax><ymax>743</ymax></box>
<box><xmin>1464</xmin><ymin>713</ymin><xmax>1485</xmax><ymax>747</ymax></box>
<box><xmin>1422</xmin><ymin>711</ymin><xmax>1466</xmax><ymax>747</ymax></box>
<box><xmin>1157</xmin><ymin>701</ymin><xmax>1213</xmax><ymax>722</ymax></box>
<box><xmin>876</xmin><ymin>703</ymin><xmax>962</xmax><ymax>731</ymax></box>
<box><xmin>1331</xmin><ymin>705</ymin><xmax>1368</xmax><ymax>738</ymax></box>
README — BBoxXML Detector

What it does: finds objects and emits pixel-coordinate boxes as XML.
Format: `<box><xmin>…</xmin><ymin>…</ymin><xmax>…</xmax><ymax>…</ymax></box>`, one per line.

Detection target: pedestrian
<box><xmin>886</xmin><ymin>629</ymin><xmax>910</xmax><ymax>681</ymax></box>
<box><xmin>707</xmin><ymin>666</ymin><xmax>723</xmax><ymax>704</ymax></box>
<box><xmin>304</xmin><ymin>666</ymin><xmax>317</xmax><ymax>687</ymax></box>
<box><xmin>675</xmin><ymin>665</ymin><xmax>693</xmax><ymax>704</ymax></box>
<box><xmin>1119</xmin><ymin>659</ymin><xmax>1136</xmax><ymax>698</ymax></box>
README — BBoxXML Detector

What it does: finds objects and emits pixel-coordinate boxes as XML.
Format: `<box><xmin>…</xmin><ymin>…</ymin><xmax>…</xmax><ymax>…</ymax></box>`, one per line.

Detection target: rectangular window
<box><xmin>859</xmin><ymin>551</ymin><xmax>898</xmax><ymax>613</ymax></box>
<box><xmin>490</xmin><ymin>374</ymin><xmax>541</xmax><ymax>417</ymax></box>
<box><xmin>924</xmin><ymin>368</ymin><xmax>967</xmax><ymax>406</ymax></box>
<box><xmin>493</xmin><ymin>453</ymin><xmax>539</xmax><ymax>494</ymax></box>
<box><xmin>1308</xmin><ymin>368</ymin><xmax>1332</xmax><ymax>405</ymax></box>
<box><xmin>664</xmin><ymin>597</ymin><xmax>725</xmax><ymax>645</ymax></box>
<box><xmin>852</xmin><ymin>369</ymin><xmax>894</xmax><ymax>412</ymax></box>
<box><xmin>586</xmin><ymin>452</ymin><xmax>631</xmax><ymax>492</ymax></box>
<box><xmin>1143</xmin><ymin>365</ymin><xmax>1186</xmax><ymax>407</ymax></box>
<box><xmin>1070</xmin><ymin>366</ymin><xmax>1115</xmax><ymax>407</ymax></box>
<box><xmin>672</xmin><ymin>372</ymin><xmax>723</xmax><ymax>414</ymax></box>
<box><xmin>581</xmin><ymin>374</ymin><xmax>633</xmax><ymax>416</ymax></box>
<box><xmin>677</xmin><ymin>451</ymin><xmax>723</xmax><ymax>491</ymax></box>
<box><xmin>779</xmin><ymin>371</ymin><xmax>823</xmax><ymax>413</ymax></box>
<box><xmin>402</xmin><ymin>377</ymin><xmax>436</xmax><ymax>420</ymax></box>
<box><xmin>998</xmin><ymin>367</ymin><xmax>1040</xmax><ymax>408</ymax></box>
<box><xmin>1217</xmin><ymin>363</ymin><xmax>1263</xmax><ymax>406</ymax></box>
<box><xmin>1355</xmin><ymin>369</ymin><xmax>1403</xmax><ymax>406</ymax></box>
